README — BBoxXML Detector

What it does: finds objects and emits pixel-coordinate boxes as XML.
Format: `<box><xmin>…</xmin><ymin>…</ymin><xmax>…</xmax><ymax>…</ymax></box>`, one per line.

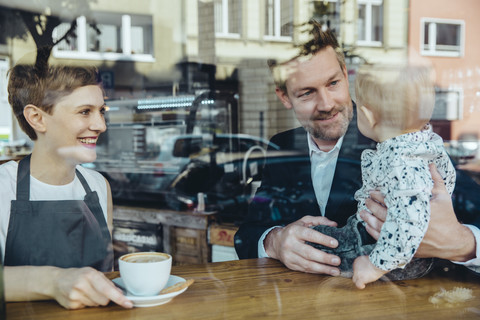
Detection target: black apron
<box><xmin>4</xmin><ymin>155</ymin><xmax>113</xmax><ymax>271</ymax></box>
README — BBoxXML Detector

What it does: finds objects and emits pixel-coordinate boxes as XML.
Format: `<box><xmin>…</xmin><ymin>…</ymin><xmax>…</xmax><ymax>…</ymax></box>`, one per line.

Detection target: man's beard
<box><xmin>307</xmin><ymin>106</ymin><xmax>353</xmax><ymax>141</ymax></box>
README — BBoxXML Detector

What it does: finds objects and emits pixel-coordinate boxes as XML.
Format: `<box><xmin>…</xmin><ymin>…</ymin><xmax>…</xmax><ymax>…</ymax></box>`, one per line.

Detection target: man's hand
<box><xmin>360</xmin><ymin>163</ymin><xmax>476</xmax><ymax>262</ymax></box>
<box><xmin>263</xmin><ymin>215</ymin><xmax>341</xmax><ymax>275</ymax></box>
<box><xmin>417</xmin><ymin>164</ymin><xmax>476</xmax><ymax>261</ymax></box>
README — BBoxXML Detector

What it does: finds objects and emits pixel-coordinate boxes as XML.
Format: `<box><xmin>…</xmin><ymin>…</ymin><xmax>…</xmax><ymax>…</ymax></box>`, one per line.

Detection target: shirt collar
<box><xmin>307</xmin><ymin>132</ymin><xmax>344</xmax><ymax>157</ymax></box>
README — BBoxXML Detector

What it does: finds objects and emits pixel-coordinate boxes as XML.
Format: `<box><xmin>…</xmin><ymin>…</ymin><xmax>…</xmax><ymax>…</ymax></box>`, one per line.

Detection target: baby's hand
<box><xmin>352</xmin><ymin>255</ymin><xmax>387</xmax><ymax>289</ymax></box>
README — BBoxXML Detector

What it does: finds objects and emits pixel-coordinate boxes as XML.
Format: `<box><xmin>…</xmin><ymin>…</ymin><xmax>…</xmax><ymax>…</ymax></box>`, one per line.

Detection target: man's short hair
<box><xmin>8</xmin><ymin>64</ymin><xmax>100</xmax><ymax>140</ymax></box>
<box><xmin>268</xmin><ymin>19</ymin><xmax>346</xmax><ymax>93</ymax></box>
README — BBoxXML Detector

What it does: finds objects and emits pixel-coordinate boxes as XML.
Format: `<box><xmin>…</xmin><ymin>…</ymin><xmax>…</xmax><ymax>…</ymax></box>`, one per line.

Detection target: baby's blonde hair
<box><xmin>355</xmin><ymin>64</ymin><xmax>435</xmax><ymax>132</ymax></box>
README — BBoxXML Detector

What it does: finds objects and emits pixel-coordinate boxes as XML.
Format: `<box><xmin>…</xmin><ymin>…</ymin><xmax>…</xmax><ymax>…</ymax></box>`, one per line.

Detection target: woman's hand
<box><xmin>5</xmin><ymin>265</ymin><xmax>133</xmax><ymax>310</ymax></box>
<box><xmin>52</xmin><ymin>267</ymin><xmax>133</xmax><ymax>309</ymax></box>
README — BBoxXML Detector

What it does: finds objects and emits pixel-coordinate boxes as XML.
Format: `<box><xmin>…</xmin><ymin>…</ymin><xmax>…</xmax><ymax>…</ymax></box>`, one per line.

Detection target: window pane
<box><xmin>131</xmin><ymin>26</ymin><xmax>144</xmax><ymax>54</ymax></box>
<box><xmin>265</xmin><ymin>0</ymin><xmax>274</xmax><ymax>36</ymax></box>
<box><xmin>228</xmin><ymin>0</ymin><xmax>241</xmax><ymax>34</ymax></box>
<box><xmin>312</xmin><ymin>1</ymin><xmax>339</xmax><ymax>31</ymax></box>
<box><xmin>54</xmin><ymin>22</ymin><xmax>78</xmax><ymax>51</ymax></box>
<box><xmin>436</xmin><ymin>23</ymin><xmax>460</xmax><ymax>46</ymax></box>
<box><xmin>357</xmin><ymin>4</ymin><xmax>366</xmax><ymax>41</ymax></box>
<box><xmin>265</xmin><ymin>0</ymin><xmax>293</xmax><ymax>38</ymax></box>
<box><xmin>422</xmin><ymin>21</ymin><xmax>462</xmax><ymax>54</ymax></box>
<box><xmin>371</xmin><ymin>4</ymin><xmax>383</xmax><ymax>42</ymax></box>
<box><xmin>280</xmin><ymin>0</ymin><xmax>293</xmax><ymax>37</ymax></box>
<box><xmin>214</xmin><ymin>0</ymin><xmax>223</xmax><ymax>33</ymax></box>
<box><xmin>424</xmin><ymin>22</ymin><xmax>430</xmax><ymax>45</ymax></box>
<box><xmin>131</xmin><ymin>15</ymin><xmax>153</xmax><ymax>55</ymax></box>
<box><xmin>88</xmin><ymin>23</ymin><xmax>121</xmax><ymax>53</ymax></box>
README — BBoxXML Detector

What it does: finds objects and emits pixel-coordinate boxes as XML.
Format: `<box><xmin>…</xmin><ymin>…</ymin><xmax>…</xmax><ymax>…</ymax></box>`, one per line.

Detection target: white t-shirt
<box><xmin>0</xmin><ymin>161</ymin><xmax>108</xmax><ymax>260</ymax></box>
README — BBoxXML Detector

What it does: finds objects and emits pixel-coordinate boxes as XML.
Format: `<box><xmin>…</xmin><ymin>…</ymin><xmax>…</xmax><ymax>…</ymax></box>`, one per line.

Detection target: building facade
<box><xmin>1</xmin><ymin>0</ymin><xmax>478</xmax><ymax>147</ymax></box>
<box><xmin>409</xmin><ymin>0</ymin><xmax>480</xmax><ymax>148</ymax></box>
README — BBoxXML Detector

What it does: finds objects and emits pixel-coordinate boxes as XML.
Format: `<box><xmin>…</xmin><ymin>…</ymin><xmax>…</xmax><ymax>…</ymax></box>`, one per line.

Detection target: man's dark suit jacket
<box><xmin>234</xmin><ymin>122</ymin><xmax>480</xmax><ymax>263</ymax></box>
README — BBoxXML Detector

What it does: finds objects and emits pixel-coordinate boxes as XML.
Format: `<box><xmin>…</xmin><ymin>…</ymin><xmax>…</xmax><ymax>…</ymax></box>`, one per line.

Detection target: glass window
<box><xmin>3</xmin><ymin>3</ymin><xmax>480</xmax><ymax>311</ymax></box>
<box><xmin>421</xmin><ymin>18</ymin><xmax>464</xmax><ymax>57</ymax></box>
<box><xmin>88</xmin><ymin>23</ymin><xmax>121</xmax><ymax>53</ymax></box>
<box><xmin>0</xmin><ymin>58</ymin><xmax>10</xmax><ymax>142</ymax></box>
<box><xmin>280</xmin><ymin>0</ymin><xmax>293</xmax><ymax>37</ymax></box>
<box><xmin>215</xmin><ymin>0</ymin><xmax>242</xmax><ymax>37</ymax></box>
<box><xmin>357</xmin><ymin>0</ymin><xmax>383</xmax><ymax>46</ymax></box>
<box><xmin>358</xmin><ymin>4</ymin><xmax>366</xmax><ymax>41</ymax></box>
<box><xmin>54</xmin><ymin>21</ymin><xmax>79</xmax><ymax>51</ymax></box>
<box><xmin>53</xmin><ymin>12</ymin><xmax>154</xmax><ymax>61</ymax></box>
<box><xmin>131</xmin><ymin>14</ymin><xmax>154</xmax><ymax>55</ymax></box>
<box><xmin>265</xmin><ymin>0</ymin><xmax>293</xmax><ymax>40</ymax></box>
<box><xmin>312</xmin><ymin>0</ymin><xmax>340</xmax><ymax>32</ymax></box>
<box><xmin>370</xmin><ymin>3</ymin><xmax>383</xmax><ymax>42</ymax></box>
<box><xmin>432</xmin><ymin>88</ymin><xmax>463</xmax><ymax>121</ymax></box>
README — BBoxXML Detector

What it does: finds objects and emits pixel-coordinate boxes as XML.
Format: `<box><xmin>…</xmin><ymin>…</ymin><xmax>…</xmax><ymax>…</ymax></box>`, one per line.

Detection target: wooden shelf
<box><xmin>112</xmin><ymin>205</ymin><xmax>217</xmax><ymax>266</ymax></box>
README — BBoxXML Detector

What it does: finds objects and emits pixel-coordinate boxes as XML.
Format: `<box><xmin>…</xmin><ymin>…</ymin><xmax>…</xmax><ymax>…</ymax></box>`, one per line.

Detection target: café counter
<box><xmin>7</xmin><ymin>258</ymin><xmax>480</xmax><ymax>319</ymax></box>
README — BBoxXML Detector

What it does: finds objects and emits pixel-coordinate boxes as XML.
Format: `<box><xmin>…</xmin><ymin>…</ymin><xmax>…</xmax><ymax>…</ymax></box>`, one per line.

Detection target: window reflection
<box><xmin>265</xmin><ymin>0</ymin><xmax>294</xmax><ymax>39</ymax></box>
<box><xmin>214</xmin><ymin>0</ymin><xmax>242</xmax><ymax>37</ymax></box>
<box><xmin>422</xmin><ymin>19</ymin><xmax>464</xmax><ymax>56</ymax></box>
<box><xmin>53</xmin><ymin>13</ymin><xmax>153</xmax><ymax>60</ymax></box>
<box><xmin>1</xmin><ymin>0</ymin><xmax>479</xmax><ymax>295</ymax></box>
<box><xmin>357</xmin><ymin>0</ymin><xmax>383</xmax><ymax>45</ymax></box>
<box><xmin>88</xmin><ymin>14</ymin><xmax>122</xmax><ymax>54</ymax></box>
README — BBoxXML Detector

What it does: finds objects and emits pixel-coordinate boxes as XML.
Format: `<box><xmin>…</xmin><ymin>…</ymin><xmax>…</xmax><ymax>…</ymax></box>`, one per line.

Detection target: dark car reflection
<box><xmin>89</xmin><ymin>125</ymin><xmax>480</xmax><ymax>226</ymax></box>
<box><xmin>91</xmin><ymin>132</ymin><xmax>281</xmax><ymax>221</ymax></box>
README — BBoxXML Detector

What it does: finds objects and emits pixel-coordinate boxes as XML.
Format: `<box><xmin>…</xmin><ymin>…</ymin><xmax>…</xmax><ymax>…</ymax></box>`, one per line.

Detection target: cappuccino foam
<box><xmin>121</xmin><ymin>253</ymin><xmax>169</xmax><ymax>263</ymax></box>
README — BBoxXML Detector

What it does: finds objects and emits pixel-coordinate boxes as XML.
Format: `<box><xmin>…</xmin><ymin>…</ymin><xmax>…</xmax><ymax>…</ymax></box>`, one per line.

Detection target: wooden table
<box><xmin>6</xmin><ymin>258</ymin><xmax>480</xmax><ymax>319</ymax></box>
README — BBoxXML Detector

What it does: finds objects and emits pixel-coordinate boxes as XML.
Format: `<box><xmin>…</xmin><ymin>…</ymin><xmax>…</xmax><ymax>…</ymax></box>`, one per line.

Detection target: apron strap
<box><xmin>75</xmin><ymin>168</ymin><xmax>93</xmax><ymax>194</ymax></box>
<box><xmin>16</xmin><ymin>154</ymin><xmax>32</xmax><ymax>201</ymax></box>
<box><xmin>16</xmin><ymin>154</ymin><xmax>93</xmax><ymax>199</ymax></box>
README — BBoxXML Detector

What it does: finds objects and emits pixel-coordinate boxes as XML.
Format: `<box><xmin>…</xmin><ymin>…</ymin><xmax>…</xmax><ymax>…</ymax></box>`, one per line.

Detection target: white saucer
<box><xmin>113</xmin><ymin>275</ymin><xmax>188</xmax><ymax>307</ymax></box>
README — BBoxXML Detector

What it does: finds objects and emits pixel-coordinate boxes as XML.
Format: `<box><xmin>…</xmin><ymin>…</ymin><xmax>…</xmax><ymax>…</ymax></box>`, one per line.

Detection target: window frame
<box><xmin>312</xmin><ymin>0</ymin><xmax>340</xmax><ymax>32</ymax></box>
<box><xmin>263</xmin><ymin>0</ymin><xmax>293</xmax><ymax>42</ymax></box>
<box><xmin>52</xmin><ymin>14</ymin><xmax>155</xmax><ymax>62</ymax></box>
<box><xmin>432</xmin><ymin>87</ymin><xmax>464</xmax><ymax>121</ymax></box>
<box><xmin>0</xmin><ymin>57</ymin><xmax>11</xmax><ymax>142</ymax></box>
<box><xmin>356</xmin><ymin>0</ymin><xmax>383</xmax><ymax>47</ymax></box>
<box><xmin>214</xmin><ymin>0</ymin><xmax>242</xmax><ymax>39</ymax></box>
<box><xmin>420</xmin><ymin>17</ymin><xmax>465</xmax><ymax>57</ymax></box>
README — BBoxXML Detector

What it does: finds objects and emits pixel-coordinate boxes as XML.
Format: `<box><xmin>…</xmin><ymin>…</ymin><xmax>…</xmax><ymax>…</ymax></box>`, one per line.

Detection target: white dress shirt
<box><xmin>309</xmin><ymin>134</ymin><xmax>343</xmax><ymax>216</ymax></box>
<box><xmin>258</xmin><ymin>132</ymin><xmax>343</xmax><ymax>257</ymax></box>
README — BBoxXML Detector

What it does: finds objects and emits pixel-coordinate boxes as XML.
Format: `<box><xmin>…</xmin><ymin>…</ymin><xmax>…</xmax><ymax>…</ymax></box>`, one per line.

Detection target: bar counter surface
<box><xmin>7</xmin><ymin>258</ymin><xmax>480</xmax><ymax>319</ymax></box>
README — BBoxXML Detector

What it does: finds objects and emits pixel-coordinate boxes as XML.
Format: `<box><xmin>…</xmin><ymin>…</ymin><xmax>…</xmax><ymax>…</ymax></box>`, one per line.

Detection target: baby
<box><xmin>308</xmin><ymin>63</ymin><xmax>456</xmax><ymax>288</ymax></box>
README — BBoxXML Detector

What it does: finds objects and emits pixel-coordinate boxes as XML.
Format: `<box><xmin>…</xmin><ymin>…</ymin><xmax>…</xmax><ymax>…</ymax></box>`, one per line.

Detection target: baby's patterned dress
<box><xmin>355</xmin><ymin>127</ymin><xmax>456</xmax><ymax>271</ymax></box>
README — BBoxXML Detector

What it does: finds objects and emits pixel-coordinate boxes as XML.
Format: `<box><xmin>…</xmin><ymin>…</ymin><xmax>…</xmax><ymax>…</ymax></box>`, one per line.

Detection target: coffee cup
<box><xmin>118</xmin><ymin>252</ymin><xmax>172</xmax><ymax>296</ymax></box>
